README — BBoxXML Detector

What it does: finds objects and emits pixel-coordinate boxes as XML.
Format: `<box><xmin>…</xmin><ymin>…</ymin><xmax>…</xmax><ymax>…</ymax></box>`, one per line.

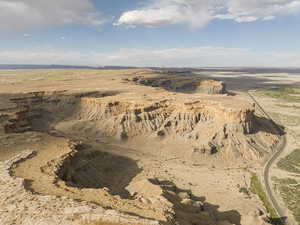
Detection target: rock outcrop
<box><xmin>0</xmin><ymin>150</ymin><xmax>160</xmax><ymax>225</ymax></box>
<box><xmin>0</xmin><ymin>143</ymin><xmax>241</xmax><ymax>225</ymax></box>
<box><xmin>34</xmin><ymin>141</ymin><xmax>242</xmax><ymax>225</ymax></box>
<box><xmin>4</xmin><ymin>88</ymin><xmax>279</xmax><ymax>161</ymax></box>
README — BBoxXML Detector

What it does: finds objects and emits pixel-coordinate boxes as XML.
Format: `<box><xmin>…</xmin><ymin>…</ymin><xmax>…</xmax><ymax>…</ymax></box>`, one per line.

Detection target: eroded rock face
<box><xmin>68</xmin><ymin>94</ymin><xmax>278</xmax><ymax>160</ymax></box>
<box><xmin>4</xmin><ymin>89</ymin><xmax>279</xmax><ymax>161</ymax></box>
<box><xmin>0</xmin><ymin>81</ymin><xmax>278</xmax><ymax>224</ymax></box>
<box><xmin>57</xmin><ymin>148</ymin><xmax>142</xmax><ymax>198</ymax></box>
<box><xmin>39</xmin><ymin>142</ymin><xmax>239</xmax><ymax>225</ymax></box>
<box><xmin>76</xmin><ymin>97</ymin><xmax>255</xmax><ymax>136</ymax></box>
<box><xmin>126</xmin><ymin>178</ymin><xmax>218</xmax><ymax>225</ymax></box>
<box><xmin>0</xmin><ymin>141</ymin><xmax>273</xmax><ymax>225</ymax></box>
<box><xmin>0</xmin><ymin>151</ymin><xmax>160</xmax><ymax>225</ymax></box>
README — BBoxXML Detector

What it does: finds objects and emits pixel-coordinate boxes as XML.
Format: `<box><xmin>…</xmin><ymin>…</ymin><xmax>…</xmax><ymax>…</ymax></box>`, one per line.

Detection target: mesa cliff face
<box><xmin>76</xmin><ymin>97</ymin><xmax>254</xmax><ymax>136</ymax></box>
<box><xmin>65</xmin><ymin>93</ymin><xmax>277</xmax><ymax>160</ymax></box>
<box><xmin>5</xmin><ymin>87</ymin><xmax>278</xmax><ymax>161</ymax></box>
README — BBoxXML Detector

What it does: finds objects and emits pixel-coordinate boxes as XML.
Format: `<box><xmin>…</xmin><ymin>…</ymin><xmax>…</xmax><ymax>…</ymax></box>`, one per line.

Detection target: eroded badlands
<box><xmin>0</xmin><ymin>69</ymin><xmax>279</xmax><ymax>225</ymax></box>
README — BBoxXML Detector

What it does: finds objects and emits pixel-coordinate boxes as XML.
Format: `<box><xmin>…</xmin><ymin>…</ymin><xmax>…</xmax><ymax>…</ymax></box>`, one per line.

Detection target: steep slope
<box><xmin>4</xmin><ymin>80</ymin><xmax>279</xmax><ymax>162</ymax></box>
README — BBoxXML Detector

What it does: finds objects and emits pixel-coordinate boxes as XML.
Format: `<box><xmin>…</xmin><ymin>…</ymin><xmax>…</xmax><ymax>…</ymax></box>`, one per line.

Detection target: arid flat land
<box><xmin>193</xmin><ymin>69</ymin><xmax>300</xmax><ymax>225</ymax></box>
<box><xmin>0</xmin><ymin>69</ymin><xmax>299</xmax><ymax>225</ymax></box>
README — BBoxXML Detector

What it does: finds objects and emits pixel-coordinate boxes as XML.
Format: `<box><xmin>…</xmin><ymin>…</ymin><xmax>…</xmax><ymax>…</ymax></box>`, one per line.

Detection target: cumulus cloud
<box><xmin>0</xmin><ymin>47</ymin><xmax>298</xmax><ymax>67</ymax></box>
<box><xmin>117</xmin><ymin>0</ymin><xmax>206</xmax><ymax>28</ymax></box>
<box><xmin>0</xmin><ymin>0</ymin><xmax>105</xmax><ymax>30</ymax></box>
<box><xmin>116</xmin><ymin>0</ymin><xmax>300</xmax><ymax>28</ymax></box>
<box><xmin>116</xmin><ymin>0</ymin><xmax>220</xmax><ymax>28</ymax></box>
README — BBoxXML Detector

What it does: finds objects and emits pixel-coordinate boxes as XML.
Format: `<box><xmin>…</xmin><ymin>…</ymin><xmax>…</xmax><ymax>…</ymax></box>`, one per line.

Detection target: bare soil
<box><xmin>1</xmin><ymin>68</ymin><xmax>296</xmax><ymax>225</ymax></box>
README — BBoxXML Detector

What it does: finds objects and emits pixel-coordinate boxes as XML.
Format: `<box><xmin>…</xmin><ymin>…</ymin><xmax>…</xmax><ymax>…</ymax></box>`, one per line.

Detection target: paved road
<box><xmin>263</xmin><ymin>135</ymin><xmax>290</xmax><ymax>225</ymax></box>
<box><xmin>247</xmin><ymin>92</ymin><xmax>291</xmax><ymax>225</ymax></box>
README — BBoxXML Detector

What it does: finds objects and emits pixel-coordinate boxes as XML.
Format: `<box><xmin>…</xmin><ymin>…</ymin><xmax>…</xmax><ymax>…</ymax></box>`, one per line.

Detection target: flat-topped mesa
<box><xmin>77</xmin><ymin>98</ymin><xmax>254</xmax><ymax>134</ymax></box>
<box><xmin>4</xmin><ymin>89</ymin><xmax>278</xmax><ymax>161</ymax></box>
<box><xmin>76</xmin><ymin>96</ymin><xmax>255</xmax><ymax>137</ymax></box>
<box><xmin>127</xmin><ymin>74</ymin><xmax>227</xmax><ymax>94</ymax></box>
<box><xmin>71</xmin><ymin>95</ymin><xmax>277</xmax><ymax>160</ymax></box>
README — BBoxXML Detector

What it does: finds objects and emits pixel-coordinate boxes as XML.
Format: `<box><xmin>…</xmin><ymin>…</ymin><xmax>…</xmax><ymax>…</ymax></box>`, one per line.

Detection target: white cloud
<box><xmin>0</xmin><ymin>47</ymin><xmax>299</xmax><ymax>67</ymax></box>
<box><xmin>116</xmin><ymin>0</ymin><xmax>219</xmax><ymax>28</ymax></box>
<box><xmin>0</xmin><ymin>0</ymin><xmax>105</xmax><ymax>30</ymax></box>
<box><xmin>117</xmin><ymin>0</ymin><xmax>300</xmax><ymax>28</ymax></box>
<box><xmin>218</xmin><ymin>0</ymin><xmax>300</xmax><ymax>22</ymax></box>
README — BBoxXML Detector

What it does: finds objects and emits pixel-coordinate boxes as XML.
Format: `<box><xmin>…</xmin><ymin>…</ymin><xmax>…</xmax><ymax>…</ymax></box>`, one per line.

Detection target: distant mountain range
<box><xmin>189</xmin><ymin>67</ymin><xmax>300</xmax><ymax>74</ymax></box>
<box><xmin>0</xmin><ymin>64</ymin><xmax>137</xmax><ymax>70</ymax></box>
<box><xmin>0</xmin><ymin>64</ymin><xmax>300</xmax><ymax>74</ymax></box>
<box><xmin>154</xmin><ymin>67</ymin><xmax>300</xmax><ymax>74</ymax></box>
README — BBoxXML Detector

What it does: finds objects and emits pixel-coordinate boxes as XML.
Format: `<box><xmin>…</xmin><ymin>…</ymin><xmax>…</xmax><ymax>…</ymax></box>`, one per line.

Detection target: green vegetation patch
<box><xmin>258</xmin><ymin>86</ymin><xmax>300</xmax><ymax>102</ymax></box>
<box><xmin>278</xmin><ymin>149</ymin><xmax>300</xmax><ymax>174</ymax></box>
<box><xmin>276</xmin><ymin>149</ymin><xmax>300</xmax><ymax>224</ymax></box>
<box><xmin>250</xmin><ymin>174</ymin><xmax>283</xmax><ymax>225</ymax></box>
<box><xmin>269</xmin><ymin>113</ymin><xmax>300</xmax><ymax>127</ymax></box>
<box><xmin>276</xmin><ymin>178</ymin><xmax>300</xmax><ymax>225</ymax></box>
<box><xmin>276</xmin><ymin>104</ymin><xmax>300</xmax><ymax>110</ymax></box>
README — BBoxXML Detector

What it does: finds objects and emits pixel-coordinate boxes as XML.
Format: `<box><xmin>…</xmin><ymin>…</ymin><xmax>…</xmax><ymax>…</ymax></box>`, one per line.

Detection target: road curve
<box><xmin>247</xmin><ymin>92</ymin><xmax>291</xmax><ymax>225</ymax></box>
<box><xmin>263</xmin><ymin>135</ymin><xmax>290</xmax><ymax>225</ymax></box>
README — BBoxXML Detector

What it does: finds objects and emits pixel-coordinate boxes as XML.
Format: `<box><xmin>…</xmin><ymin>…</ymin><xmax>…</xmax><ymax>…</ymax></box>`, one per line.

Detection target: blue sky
<box><xmin>0</xmin><ymin>0</ymin><xmax>300</xmax><ymax>67</ymax></box>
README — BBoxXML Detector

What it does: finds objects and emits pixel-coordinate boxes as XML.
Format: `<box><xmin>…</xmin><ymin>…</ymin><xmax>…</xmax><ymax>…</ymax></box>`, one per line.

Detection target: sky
<box><xmin>0</xmin><ymin>0</ymin><xmax>300</xmax><ymax>67</ymax></box>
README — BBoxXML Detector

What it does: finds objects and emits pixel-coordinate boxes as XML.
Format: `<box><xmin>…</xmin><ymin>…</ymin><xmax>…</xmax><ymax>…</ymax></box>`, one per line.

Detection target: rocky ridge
<box><xmin>0</xmin><ymin>150</ymin><xmax>160</xmax><ymax>225</ymax></box>
<box><xmin>4</xmin><ymin>89</ymin><xmax>279</xmax><ymax>161</ymax></box>
<box><xmin>0</xmin><ymin>141</ymin><xmax>248</xmax><ymax>225</ymax></box>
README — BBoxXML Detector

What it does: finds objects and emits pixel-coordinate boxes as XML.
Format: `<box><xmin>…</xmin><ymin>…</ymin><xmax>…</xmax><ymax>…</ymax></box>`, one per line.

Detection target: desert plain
<box><xmin>0</xmin><ymin>68</ymin><xmax>299</xmax><ymax>225</ymax></box>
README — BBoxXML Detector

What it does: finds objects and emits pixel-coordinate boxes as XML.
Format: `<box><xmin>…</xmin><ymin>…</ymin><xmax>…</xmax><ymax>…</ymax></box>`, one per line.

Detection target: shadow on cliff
<box><xmin>58</xmin><ymin>146</ymin><xmax>142</xmax><ymax>199</ymax></box>
<box><xmin>151</xmin><ymin>179</ymin><xmax>242</xmax><ymax>225</ymax></box>
<box><xmin>1</xmin><ymin>90</ymin><xmax>121</xmax><ymax>134</ymax></box>
<box><xmin>253</xmin><ymin>116</ymin><xmax>285</xmax><ymax>136</ymax></box>
<box><xmin>269</xmin><ymin>217</ymin><xmax>288</xmax><ymax>225</ymax></box>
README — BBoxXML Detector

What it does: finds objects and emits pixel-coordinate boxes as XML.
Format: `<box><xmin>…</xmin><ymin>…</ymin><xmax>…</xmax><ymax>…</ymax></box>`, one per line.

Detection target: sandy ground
<box><xmin>193</xmin><ymin>70</ymin><xmax>300</xmax><ymax>225</ymax></box>
<box><xmin>0</xmin><ymin>68</ymin><xmax>299</xmax><ymax>225</ymax></box>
